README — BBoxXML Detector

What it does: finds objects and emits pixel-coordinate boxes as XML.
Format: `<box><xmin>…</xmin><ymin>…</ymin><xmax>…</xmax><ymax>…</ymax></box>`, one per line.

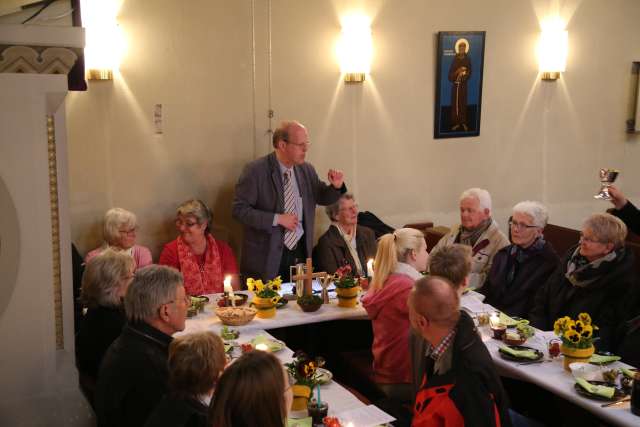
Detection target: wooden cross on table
<box><xmin>290</xmin><ymin>257</ymin><xmax>329</xmax><ymax>296</ymax></box>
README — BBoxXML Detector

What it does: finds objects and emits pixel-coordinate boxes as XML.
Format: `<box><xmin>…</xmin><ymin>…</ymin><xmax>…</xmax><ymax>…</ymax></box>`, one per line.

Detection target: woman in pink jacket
<box><xmin>362</xmin><ymin>227</ymin><xmax>429</xmax><ymax>404</ymax></box>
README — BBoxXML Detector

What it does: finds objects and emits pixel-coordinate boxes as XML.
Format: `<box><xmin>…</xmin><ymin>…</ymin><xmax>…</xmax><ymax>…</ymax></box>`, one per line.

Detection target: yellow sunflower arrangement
<box><xmin>553</xmin><ymin>313</ymin><xmax>597</xmax><ymax>349</ymax></box>
<box><xmin>247</xmin><ymin>276</ymin><xmax>282</xmax><ymax>300</ymax></box>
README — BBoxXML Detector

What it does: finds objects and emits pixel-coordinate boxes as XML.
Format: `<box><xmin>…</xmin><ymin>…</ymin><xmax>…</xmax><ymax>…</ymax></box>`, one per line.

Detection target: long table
<box><xmin>461</xmin><ymin>293</ymin><xmax>638</xmax><ymax>427</ymax></box>
<box><xmin>184</xmin><ymin>290</ymin><xmax>368</xmax><ymax>335</ymax></box>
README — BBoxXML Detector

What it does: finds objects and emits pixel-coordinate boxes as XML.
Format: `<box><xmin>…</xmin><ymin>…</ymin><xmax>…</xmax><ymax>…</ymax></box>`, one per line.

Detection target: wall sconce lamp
<box><xmin>336</xmin><ymin>14</ymin><xmax>372</xmax><ymax>83</ymax></box>
<box><xmin>538</xmin><ymin>17</ymin><xmax>568</xmax><ymax>81</ymax></box>
<box><xmin>81</xmin><ymin>0</ymin><xmax>125</xmax><ymax>81</ymax></box>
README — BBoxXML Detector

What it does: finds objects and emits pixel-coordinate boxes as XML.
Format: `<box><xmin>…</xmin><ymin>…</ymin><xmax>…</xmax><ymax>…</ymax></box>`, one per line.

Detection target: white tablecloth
<box><xmin>461</xmin><ymin>293</ymin><xmax>639</xmax><ymax>427</ymax></box>
<box><xmin>183</xmin><ymin>291</ymin><xmax>368</xmax><ymax>336</ymax></box>
<box><xmin>213</xmin><ymin>328</ymin><xmax>367</xmax><ymax>418</ymax></box>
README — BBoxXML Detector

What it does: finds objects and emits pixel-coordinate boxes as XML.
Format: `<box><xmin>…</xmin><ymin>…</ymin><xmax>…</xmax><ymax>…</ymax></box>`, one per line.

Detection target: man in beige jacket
<box><xmin>431</xmin><ymin>188</ymin><xmax>509</xmax><ymax>290</ymax></box>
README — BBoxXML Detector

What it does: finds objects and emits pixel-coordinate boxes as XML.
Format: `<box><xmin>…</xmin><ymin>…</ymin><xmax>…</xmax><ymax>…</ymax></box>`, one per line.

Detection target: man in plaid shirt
<box><xmin>408</xmin><ymin>276</ymin><xmax>511</xmax><ymax>427</ymax></box>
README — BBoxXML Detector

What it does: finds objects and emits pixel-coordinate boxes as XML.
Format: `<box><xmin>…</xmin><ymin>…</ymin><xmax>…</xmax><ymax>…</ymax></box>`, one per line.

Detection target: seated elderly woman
<box><xmin>159</xmin><ymin>199</ymin><xmax>239</xmax><ymax>295</ymax></box>
<box><xmin>362</xmin><ymin>228</ymin><xmax>429</xmax><ymax>404</ymax></box>
<box><xmin>480</xmin><ymin>201</ymin><xmax>560</xmax><ymax>319</ymax></box>
<box><xmin>431</xmin><ymin>188</ymin><xmax>509</xmax><ymax>290</ymax></box>
<box><xmin>313</xmin><ymin>193</ymin><xmax>377</xmax><ymax>276</ymax></box>
<box><xmin>530</xmin><ymin>213</ymin><xmax>638</xmax><ymax>351</ymax></box>
<box><xmin>144</xmin><ymin>331</ymin><xmax>227</xmax><ymax>427</ymax></box>
<box><xmin>76</xmin><ymin>249</ymin><xmax>135</xmax><ymax>399</ymax></box>
<box><xmin>85</xmin><ymin>207</ymin><xmax>152</xmax><ymax>270</ymax></box>
<box><xmin>209</xmin><ymin>350</ymin><xmax>293</xmax><ymax>427</ymax></box>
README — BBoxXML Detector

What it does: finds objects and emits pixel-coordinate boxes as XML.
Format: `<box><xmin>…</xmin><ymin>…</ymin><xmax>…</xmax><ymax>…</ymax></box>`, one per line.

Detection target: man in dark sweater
<box><xmin>95</xmin><ymin>265</ymin><xmax>188</xmax><ymax>427</ymax></box>
<box><xmin>408</xmin><ymin>276</ymin><xmax>511</xmax><ymax>427</ymax></box>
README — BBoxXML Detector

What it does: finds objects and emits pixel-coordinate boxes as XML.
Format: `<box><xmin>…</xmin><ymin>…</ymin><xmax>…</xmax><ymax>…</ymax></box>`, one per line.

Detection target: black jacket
<box><xmin>612</xmin><ymin>201</ymin><xmax>640</xmax><ymax>236</ymax></box>
<box><xmin>313</xmin><ymin>224</ymin><xmax>377</xmax><ymax>275</ymax></box>
<box><xmin>481</xmin><ymin>241</ymin><xmax>560</xmax><ymax>319</ymax></box>
<box><xmin>76</xmin><ymin>305</ymin><xmax>127</xmax><ymax>381</ymax></box>
<box><xmin>530</xmin><ymin>244</ymin><xmax>638</xmax><ymax>352</ymax></box>
<box><xmin>95</xmin><ymin>322</ymin><xmax>173</xmax><ymax>427</ymax></box>
<box><xmin>144</xmin><ymin>395</ymin><xmax>208</xmax><ymax>427</ymax></box>
<box><xmin>410</xmin><ymin>311</ymin><xmax>511</xmax><ymax>427</ymax></box>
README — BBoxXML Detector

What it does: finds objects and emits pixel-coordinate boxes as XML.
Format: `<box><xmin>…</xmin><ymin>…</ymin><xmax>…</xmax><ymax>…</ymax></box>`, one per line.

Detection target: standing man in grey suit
<box><xmin>233</xmin><ymin>121</ymin><xmax>346</xmax><ymax>282</ymax></box>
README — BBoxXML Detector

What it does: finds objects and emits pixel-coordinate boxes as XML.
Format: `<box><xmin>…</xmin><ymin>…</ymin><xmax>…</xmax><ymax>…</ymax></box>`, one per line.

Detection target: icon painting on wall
<box><xmin>434</xmin><ymin>31</ymin><xmax>486</xmax><ymax>139</ymax></box>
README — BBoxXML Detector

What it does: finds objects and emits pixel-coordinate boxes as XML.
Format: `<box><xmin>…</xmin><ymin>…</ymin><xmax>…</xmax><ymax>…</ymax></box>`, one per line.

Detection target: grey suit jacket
<box><xmin>232</xmin><ymin>152</ymin><xmax>345</xmax><ymax>281</ymax></box>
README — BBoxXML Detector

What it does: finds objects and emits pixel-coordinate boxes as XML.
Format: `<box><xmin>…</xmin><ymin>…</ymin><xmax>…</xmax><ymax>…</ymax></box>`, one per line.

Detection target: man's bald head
<box><xmin>409</xmin><ymin>275</ymin><xmax>460</xmax><ymax>330</ymax></box>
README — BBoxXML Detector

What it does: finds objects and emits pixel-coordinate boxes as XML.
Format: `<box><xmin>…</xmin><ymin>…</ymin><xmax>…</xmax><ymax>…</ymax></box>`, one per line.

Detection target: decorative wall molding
<box><xmin>47</xmin><ymin>115</ymin><xmax>64</xmax><ymax>350</ymax></box>
<box><xmin>0</xmin><ymin>45</ymin><xmax>78</xmax><ymax>75</ymax></box>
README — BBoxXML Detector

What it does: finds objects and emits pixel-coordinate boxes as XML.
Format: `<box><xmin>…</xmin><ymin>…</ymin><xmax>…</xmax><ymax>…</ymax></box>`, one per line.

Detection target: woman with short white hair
<box><xmin>76</xmin><ymin>249</ymin><xmax>135</xmax><ymax>400</ymax></box>
<box><xmin>85</xmin><ymin>207</ymin><xmax>153</xmax><ymax>270</ymax></box>
<box><xmin>530</xmin><ymin>213</ymin><xmax>638</xmax><ymax>352</ymax></box>
<box><xmin>480</xmin><ymin>201</ymin><xmax>560</xmax><ymax>319</ymax></box>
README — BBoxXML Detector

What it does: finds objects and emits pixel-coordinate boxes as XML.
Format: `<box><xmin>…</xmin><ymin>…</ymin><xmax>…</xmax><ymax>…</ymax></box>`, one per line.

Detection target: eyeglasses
<box><xmin>579</xmin><ymin>233</ymin><xmax>604</xmax><ymax>244</ymax></box>
<box><xmin>339</xmin><ymin>204</ymin><xmax>358</xmax><ymax>212</ymax></box>
<box><xmin>508</xmin><ymin>219</ymin><xmax>539</xmax><ymax>230</ymax></box>
<box><xmin>175</xmin><ymin>218</ymin><xmax>199</xmax><ymax>228</ymax></box>
<box><xmin>161</xmin><ymin>295</ymin><xmax>190</xmax><ymax>307</ymax></box>
<box><xmin>286</xmin><ymin>140</ymin><xmax>311</xmax><ymax>148</ymax></box>
<box><xmin>119</xmin><ymin>227</ymin><xmax>139</xmax><ymax>235</ymax></box>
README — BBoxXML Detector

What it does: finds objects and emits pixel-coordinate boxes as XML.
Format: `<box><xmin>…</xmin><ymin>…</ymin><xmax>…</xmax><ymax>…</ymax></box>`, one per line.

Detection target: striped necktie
<box><xmin>283</xmin><ymin>170</ymin><xmax>299</xmax><ymax>250</ymax></box>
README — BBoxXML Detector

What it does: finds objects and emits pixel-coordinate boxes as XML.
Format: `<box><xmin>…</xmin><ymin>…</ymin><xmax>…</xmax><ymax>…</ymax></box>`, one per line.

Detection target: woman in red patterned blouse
<box><xmin>159</xmin><ymin>199</ymin><xmax>239</xmax><ymax>295</ymax></box>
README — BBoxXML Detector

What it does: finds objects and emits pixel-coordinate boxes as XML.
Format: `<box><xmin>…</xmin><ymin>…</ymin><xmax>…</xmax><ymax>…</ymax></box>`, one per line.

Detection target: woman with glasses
<box><xmin>85</xmin><ymin>207</ymin><xmax>153</xmax><ymax>270</ymax></box>
<box><xmin>313</xmin><ymin>193</ymin><xmax>377</xmax><ymax>276</ymax></box>
<box><xmin>480</xmin><ymin>201</ymin><xmax>560</xmax><ymax>319</ymax></box>
<box><xmin>159</xmin><ymin>199</ymin><xmax>238</xmax><ymax>295</ymax></box>
<box><xmin>530</xmin><ymin>213</ymin><xmax>638</xmax><ymax>352</ymax></box>
<box><xmin>76</xmin><ymin>249</ymin><xmax>135</xmax><ymax>404</ymax></box>
<box><xmin>209</xmin><ymin>350</ymin><xmax>292</xmax><ymax>427</ymax></box>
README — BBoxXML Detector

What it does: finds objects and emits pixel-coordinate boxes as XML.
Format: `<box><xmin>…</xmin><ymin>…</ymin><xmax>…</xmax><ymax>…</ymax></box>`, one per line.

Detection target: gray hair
<box><xmin>81</xmin><ymin>248</ymin><xmax>134</xmax><ymax>308</ymax></box>
<box><xmin>177</xmin><ymin>199</ymin><xmax>211</xmax><ymax>232</ymax></box>
<box><xmin>459</xmin><ymin>188</ymin><xmax>492</xmax><ymax>211</ymax></box>
<box><xmin>583</xmin><ymin>213</ymin><xmax>627</xmax><ymax>249</ymax></box>
<box><xmin>325</xmin><ymin>193</ymin><xmax>355</xmax><ymax>222</ymax></box>
<box><xmin>124</xmin><ymin>265</ymin><xmax>184</xmax><ymax>323</ymax></box>
<box><xmin>104</xmin><ymin>208</ymin><xmax>137</xmax><ymax>246</ymax></box>
<box><xmin>512</xmin><ymin>201</ymin><xmax>549</xmax><ymax>228</ymax></box>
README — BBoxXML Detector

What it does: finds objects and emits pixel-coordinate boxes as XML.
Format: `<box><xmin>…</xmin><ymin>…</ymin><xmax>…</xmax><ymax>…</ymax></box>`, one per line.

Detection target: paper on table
<box><xmin>460</xmin><ymin>293</ymin><xmax>488</xmax><ymax>314</ymax></box>
<box><xmin>335</xmin><ymin>404</ymin><xmax>396</xmax><ymax>427</ymax></box>
<box><xmin>287</xmin><ymin>416</ymin><xmax>312</xmax><ymax>427</ymax></box>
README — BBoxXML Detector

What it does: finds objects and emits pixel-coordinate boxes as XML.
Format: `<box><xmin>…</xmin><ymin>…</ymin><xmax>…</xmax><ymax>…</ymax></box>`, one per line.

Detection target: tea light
<box><xmin>366</xmin><ymin>259</ymin><xmax>374</xmax><ymax>277</ymax></box>
<box><xmin>489</xmin><ymin>313</ymin><xmax>500</xmax><ymax>328</ymax></box>
<box><xmin>255</xmin><ymin>343</ymin><xmax>269</xmax><ymax>352</ymax></box>
<box><xmin>224</xmin><ymin>275</ymin><xmax>235</xmax><ymax>307</ymax></box>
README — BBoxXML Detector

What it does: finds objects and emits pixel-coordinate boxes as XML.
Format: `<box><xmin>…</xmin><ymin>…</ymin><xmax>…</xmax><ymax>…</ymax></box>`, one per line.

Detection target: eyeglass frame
<box><xmin>508</xmin><ymin>219</ymin><xmax>539</xmax><ymax>230</ymax></box>
<box><xmin>579</xmin><ymin>232</ymin><xmax>606</xmax><ymax>244</ymax></box>
<box><xmin>118</xmin><ymin>226</ymin><xmax>139</xmax><ymax>235</ymax></box>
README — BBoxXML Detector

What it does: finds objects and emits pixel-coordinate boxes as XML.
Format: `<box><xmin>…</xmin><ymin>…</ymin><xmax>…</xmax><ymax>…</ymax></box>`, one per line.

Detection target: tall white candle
<box><xmin>224</xmin><ymin>275</ymin><xmax>235</xmax><ymax>307</ymax></box>
<box><xmin>366</xmin><ymin>259</ymin><xmax>374</xmax><ymax>277</ymax></box>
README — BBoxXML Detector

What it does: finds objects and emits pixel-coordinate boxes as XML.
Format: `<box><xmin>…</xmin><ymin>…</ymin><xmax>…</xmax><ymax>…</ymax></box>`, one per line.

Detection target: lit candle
<box><xmin>255</xmin><ymin>343</ymin><xmax>269</xmax><ymax>352</ymax></box>
<box><xmin>224</xmin><ymin>275</ymin><xmax>235</xmax><ymax>307</ymax></box>
<box><xmin>490</xmin><ymin>313</ymin><xmax>500</xmax><ymax>328</ymax></box>
<box><xmin>366</xmin><ymin>259</ymin><xmax>374</xmax><ymax>277</ymax></box>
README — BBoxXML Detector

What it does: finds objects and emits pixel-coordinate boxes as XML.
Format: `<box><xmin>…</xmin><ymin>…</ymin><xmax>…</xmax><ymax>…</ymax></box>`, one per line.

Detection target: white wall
<box><xmin>67</xmin><ymin>0</ymin><xmax>640</xmax><ymax>260</ymax></box>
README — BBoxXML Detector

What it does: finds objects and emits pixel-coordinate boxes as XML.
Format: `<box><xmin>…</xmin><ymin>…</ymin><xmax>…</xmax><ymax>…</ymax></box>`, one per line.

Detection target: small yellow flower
<box><xmin>566</xmin><ymin>319</ymin><xmax>576</xmax><ymax>331</ymax></box>
<box><xmin>574</xmin><ymin>320</ymin><xmax>585</xmax><ymax>334</ymax></box>
<box><xmin>255</xmin><ymin>280</ymin><xmax>265</xmax><ymax>292</ymax></box>
<box><xmin>246</xmin><ymin>278</ymin><xmax>255</xmax><ymax>292</ymax></box>
<box><xmin>581</xmin><ymin>325</ymin><xmax>593</xmax><ymax>338</ymax></box>
<box><xmin>553</xmin><ymin>319</ymin><xmax>563</xmax><ymax>335</ymax></box>
<box><xmin>578</xmin><ymin>313</ymin><xmax>591</xmax><ymax>326</ymax></box>
<box><xmin>564</xmin><ymin>329</ymin><xmax>581</xmax><ymax>344</ymax></box>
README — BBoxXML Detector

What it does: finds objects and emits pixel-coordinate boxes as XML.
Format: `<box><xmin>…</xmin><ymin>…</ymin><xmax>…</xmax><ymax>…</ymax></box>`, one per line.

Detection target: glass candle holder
<box><xmin>307</xmin><ymin>400</ymin><xmax>329</xmax><ymax>425</ymax></box>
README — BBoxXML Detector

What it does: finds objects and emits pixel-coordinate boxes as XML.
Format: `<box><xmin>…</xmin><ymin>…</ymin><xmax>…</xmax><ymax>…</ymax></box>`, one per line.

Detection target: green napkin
<box><xmin>224</xmin><ymin>343</ymin><xmax>232</xmax><ymax>353</ymax></box>
<box><xmin>499</xmin><ymin>312</ymin><xmax>518</xmax><ymax>326</ymax></box>
<box><xmin>287</xmin><ymin>417</ymin><xmax>312</xmax><ymax>427</ymax></box>
<box><xmin>621</xmin><ymin>367</ymin><xmax>637</xmax><ymax>378</ymax></box>
<box><xmin>499</xmin><ymin>346</ymin><xmax>538</xmax><ymax>360</ymax></box>
<box><xmin>575</xmin><ymin>377</ymin><xmax>614</xmax><ymax>399</ymax></box>
<box><xmin>589</xmin><ymin>354</ymin><xmax>621</xmax><ymax>364</ymax></box>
